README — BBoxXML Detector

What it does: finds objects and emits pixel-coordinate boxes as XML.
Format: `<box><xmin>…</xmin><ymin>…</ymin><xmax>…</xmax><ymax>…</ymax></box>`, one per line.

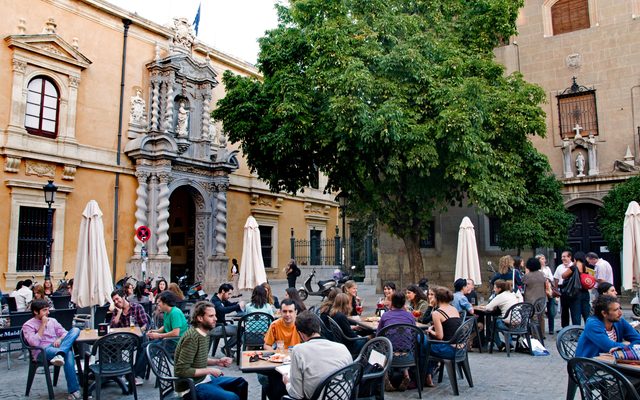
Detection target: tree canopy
<box><xmin>213</xmin><ymin>0</ymin><xmax>552</xmax><ymax>282</ymax></box>
<box><xmin>599</xmin><ymin>176</ymin><xmax>640</xmax><ymax>254</ymax></box>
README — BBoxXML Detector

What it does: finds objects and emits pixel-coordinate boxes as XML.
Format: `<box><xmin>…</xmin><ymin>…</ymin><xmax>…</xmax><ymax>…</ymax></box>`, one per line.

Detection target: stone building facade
<box><xmin>0</xmin><ymin>0</ymin><xmax>339</xmax><ymax>292</ymax></box>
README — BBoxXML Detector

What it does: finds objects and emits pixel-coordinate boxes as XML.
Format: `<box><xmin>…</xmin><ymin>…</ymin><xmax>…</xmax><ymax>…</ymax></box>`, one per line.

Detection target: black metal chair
<box><xmin>49</xmin><ymin>308</ymin><xmax>77</xmax><ymax>330</ymax></box>
<box><xmin>488</xmin><ymin>302</ymin><xmax>534</xmax><ymax>357</ymax></box>
<box><xmin>235</xmin><ymin>312</ymin><xmax>274</xmax><ymax>365</ymax></box>
<box><xmin>354</xmin><ymin>337</ymin><xmax>393</xmax><ymax>400</ymax></box>
<box><xmin>83</xmin><ymin>331</ymin><xmax>140</xmax><ymax>400</ymax></box>
<box><xmin>6</xmin><ymin>296</ymin><xmax>17</xmax><ymax>312</ymax></box>
<box><xmin>327</xmin><ymin>316</ymin><xmax>368</xmax><ymax>358</ymax></box>
<box><xmin>529</xmin><ymin>297</ymin><xmax>547</xmax><ymax>345</ymax></box>
<box><xmin>282</xmin><ymin>362</ymin><xmax>363</xmax><ymax>400</ymax></box>
<box><xmin>146</xmin><ymin>342</ymin><xmax>198</xmax><ymax>400</ymax></box>
<box><xmin>423</xmin><ymin>317</ymin><xmax>475</xmax><ymax>396</ymax></box>
<box><xmin>20</xmin><ymin>330</ymin><xmax>61</xmax><ymax>400</ymax></box>
<box><xmin>377</xmin><ymin>323</ymin><xmax>425</xmax><ymax>399</ymax></box>
<box><xmin>210</xmin><ymin>320</ymin><xmax>236</xmax><ymax>358</ymax></box>
<box><xmin>460</xmin><ymin>310</ymin><xmax>482</xmax><ymax>353</ymax></box>
<box><xmin>556</xmin><ymin>325</ymin><xmax>584</xmax><ymax>400</ymax></box>
<box><xmin>50</xmin><ymin>295</ymin><xmax>72</xmax><ymax>310</ymax></box>
<box><xmin>567</xmin><ymin>357</ymin><xmax>640</xmax><ymax>400</ymax></box>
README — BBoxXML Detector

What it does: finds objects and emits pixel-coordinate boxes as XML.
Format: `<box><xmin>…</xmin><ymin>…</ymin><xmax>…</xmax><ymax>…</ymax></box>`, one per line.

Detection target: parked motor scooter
<box><xmin>631</xmin><ymin>286</ymin><xmax>640</xmax><ymax>316</ymax></box>
<box><xmin>177</xmin><ymin>273</ymin><xmax>207</xmax><ymax>301</ymax></box>
<box><xmin>298</xmin><ymin>269</ymin><xmax>337</xmax><ymax>301</ymax></box>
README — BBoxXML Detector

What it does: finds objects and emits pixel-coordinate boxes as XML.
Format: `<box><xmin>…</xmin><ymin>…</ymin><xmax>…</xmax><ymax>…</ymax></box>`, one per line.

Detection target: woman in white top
<box><xmin>536</xmin><ymin>254</ymin><xmax>557</xmax><ymax>335</ymax></box>
<box><xmin>484</xmin><ymin>279</ymin><xmax>523</xmax><ymax>351</ymax></box>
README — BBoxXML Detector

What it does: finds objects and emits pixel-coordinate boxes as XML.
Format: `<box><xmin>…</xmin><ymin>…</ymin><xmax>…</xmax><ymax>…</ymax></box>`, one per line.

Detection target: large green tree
<box><xmin>213</xmin><ymin>0</ymin><xmax>549</xmax><ymax>283</ymax></box>
<box><xmin>599</xmin><ymin>176</ymin><xmax>640</xmax><ymax>254</ymax></box>
<box><xmin>496</xmin><ymin>146</ymin><xmax>574</xmax><ymax>254</ymax></box>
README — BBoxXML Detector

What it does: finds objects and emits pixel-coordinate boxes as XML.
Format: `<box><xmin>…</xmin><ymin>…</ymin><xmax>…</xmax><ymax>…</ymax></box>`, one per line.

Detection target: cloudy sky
<box><xmin>108</xmin><ymin>0</ymin><xmax>281</xmax><ymax>64</ymax></box>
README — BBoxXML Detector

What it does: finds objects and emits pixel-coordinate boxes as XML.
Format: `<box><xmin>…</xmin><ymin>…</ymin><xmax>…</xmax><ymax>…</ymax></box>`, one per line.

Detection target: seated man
<box><xmin>14</xmin><ymin>279</ymin><xmax>33</xmax><ymax>312</ymax></box>
<box><xmin>284</xmin><ymin>310</ymin><xmax>353</xmax><ymax>399</ymax></box>
<box><xmin>174</xmin><ymin>301</ymin><xmax>248</xmax><ymax>400</ymax></box>
<box><xmin>109</xmin><ymin>289</ymin><xmax>149</xmax><ymax>329</ymax></box>
<box><xmin>451</xmin><ymin>278</ymin><xmax>474</xmax><ymax>315</ymax></box>
<box><xmin>211</xmin><ymin>283</ymin><xmax>244</xmax><ymax>354</ymax></box>
<box><xmin>576</xmin><ymin>295</ymin><xmax>640</xmax><ymax>358</ymax></box>
<box><xmin>22</xmin><ymin>299</ymin><xmax>81</xmax><ymax>400</ymax></box>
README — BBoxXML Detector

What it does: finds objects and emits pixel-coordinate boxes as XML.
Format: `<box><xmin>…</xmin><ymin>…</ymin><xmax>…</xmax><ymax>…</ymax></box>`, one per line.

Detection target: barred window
<box><xmin>25</xmin><ymin>76</ymin><xmax>59</xmax><ymax>138</ymax></box>
<box><xmin>489</xmin><ymin>217</ymin><xmax>501</xmax><ymax>247</ymax></box>
<box><xmin>419</xmin><ymin>221</ymin><xmax>435</xmax><ymax>249</ymax></box>
<box><xmin>552</xmin><ymin>0</ymin><xmax>590</xmax><ymax>36</ymax></box>
<box><xmin>557</xmin><ymin>78</ymin><xmax>598</xmax><ymax>138</ymax></box>
<box><xmin>17</xmin><ymin>206</ymin><xmax>53</xmax><ymax>272</ymax></box>
<box><xmin>260</xmin><ymin>226</ymin><xmax>273</xmax><ymax>268</ymax></box>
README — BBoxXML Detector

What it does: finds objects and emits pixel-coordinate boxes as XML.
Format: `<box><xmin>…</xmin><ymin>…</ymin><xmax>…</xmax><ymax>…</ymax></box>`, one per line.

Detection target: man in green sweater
<box><xmin>174</xmin><ymin>301</ymin><xmax>248</xmax><ymax>400</ymax></box>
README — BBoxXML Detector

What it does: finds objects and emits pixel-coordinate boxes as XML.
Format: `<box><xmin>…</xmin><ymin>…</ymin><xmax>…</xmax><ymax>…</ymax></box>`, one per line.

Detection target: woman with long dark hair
<box><xmin>284</xmin><ymin>287</ymin><xmax>306</xmax><ymax>312</ymax></box>
<box><xmin>245</xmin><ymin>285</ymin><xmax>274</xmax><ymax>315</ymax></box>
<box><xmin>406</xmin><ymin>284</ymin><xmax>429</xmax><ymax>319</ymax></box>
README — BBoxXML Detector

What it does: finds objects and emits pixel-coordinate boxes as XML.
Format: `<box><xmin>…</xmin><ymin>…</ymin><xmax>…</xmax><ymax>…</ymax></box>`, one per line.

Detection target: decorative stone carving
<box><xmin>566</xmin><ymin>53</ymin><xmax>582</xmax><ymax>70</ymax></box>
<box><xmin>201</xmin><ymin>182</ymin><xmax>216</xmax><ymax>194</ymax></box>
<box><xmin>258</xmin><ymin>197</ymin><xmax>273</xmax><ymax>207</ymax></box>
<box><xmin>156</xmin><ymin>173</ymin><xmax>171</xmax><ymax>255</ymax></box>
<box><xmin>72</xmin><ymin>37</ymin><xmax>79</xmax><ymax>49</ymax></box>
<box><xmin>575</xmin><ymin>152</ymin><xmax>585</xmax><ymax>177</ymax></box>
<box><xmin>215</xmin><ymin>190</ymin><xmax>227</xmax><ymax>255</ymax></box>
<box><xmin>176</xmin><ymin>101</ymin><xmax>189</xmax><ymax>138</ymax></box>
<box><xmin>154</xmin><ymin>43</ymin><xmax>161</xmax><ymax>61</ymax></box>
<box><xmin>69</xmin><ymin>76</ymin><xmax>80</xmax><ymax>88</ymax></box>
<box><xmin>303</xmin><ymin>202</ymin><xmax>323</xmax><ymax>214</ymax></box>
<box><xmin>25</xmin><ymin>160</ymin><xmax>55</xmax><ymax>177</ymax></box>
<box><xmin>62</xmin><ymin>165</ymin><xmax>76</xmax><ymax>180</ymax></box>
<box><xmin>171</xmin><ymin>18</ymin><xmax>195</xmax><ymax>54</ymax></box>
<box><xmin>250</xmin><ymin>194</ymin><xmax>259</xmax><ymax>205</ymax></box>
<box><xmin>275</xmin><ymin>198</ymin><xmax>283</xmax><ymax>208</ymax></box>
<box><xmin>18</xmin><ymin>18</ymin><xmax>26</xmax><ymax>34</ymax></box>
<box><xmin>130</xmin><ymin>89</ymin><xmax>147</xmax><ymax>125</ymax></box>
<box><xmin>12</xmin><ymin>59</ymin><xmax>26</xmax><ymax>73</ymax></box>
<box><xmin>195</xmin><ymin>213</ymin><xmax>207</xmax><ymax>281</ymax></box>
<box><xmin>134</xmin><ymin>170</ymin><xmax>150</xmax><ymax>254</ymax></box>
<box><xmin>151</xmin><ymin>80</ymin><xmax>160</xmax><ymax>131</ymax></box>
<box><xmin>163</xmin><ymin>82</ymin><xmax>174</xmax><ymax>132</ymax></box>
<box><xmin>42</xmin><ymin>18</ymin><xmax>57</xmax><ymax>34</ymax></box>
<box><xmin>624</xmin><ymin>146</ymin><xmax>635</xmax><ymax>166</ymax></box>
<box><xmin>201</xmin><ymin>94</ymin><xmax>211</xmax><ymax>140</ymax></box>
<box><xmin>4</xmin><ymin>156</ymin><xmax>21</xmax><ymax>173</ymax></box>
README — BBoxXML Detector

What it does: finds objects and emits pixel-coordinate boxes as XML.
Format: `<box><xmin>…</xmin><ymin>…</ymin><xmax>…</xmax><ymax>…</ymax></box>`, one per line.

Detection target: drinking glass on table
<box><xmin>276</xmin><ymin>340</ymin><xmax>285</xmax><ymax>354</ymax></box>
<box><xmin>356</xmin><ymin>305</ymin><xmax>363</xmax><ymax>315</ymax></box>
<box><xmin>130</xmin><ymin>315</ymin><xmax>136</xmax><ymax>330</ymax></box>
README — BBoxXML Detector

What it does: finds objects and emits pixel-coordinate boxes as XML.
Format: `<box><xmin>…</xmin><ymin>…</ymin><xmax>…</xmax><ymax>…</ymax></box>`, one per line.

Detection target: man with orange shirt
<box><xmin>261</xmin><ymin>299</ymin><xmax>299</xmax><ymax>400</ymax></box>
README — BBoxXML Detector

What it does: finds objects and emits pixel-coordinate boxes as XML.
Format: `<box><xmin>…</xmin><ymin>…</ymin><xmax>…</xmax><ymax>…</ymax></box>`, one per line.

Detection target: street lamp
<box><xmin>43</xmin><ymin>180</ymin><xmax>58</xmax><ymax>280</ymax></box>
<box><xmin>335</xmin><ymin>191</ymin><xmax>348</xmax><ymax>269</ymax></box>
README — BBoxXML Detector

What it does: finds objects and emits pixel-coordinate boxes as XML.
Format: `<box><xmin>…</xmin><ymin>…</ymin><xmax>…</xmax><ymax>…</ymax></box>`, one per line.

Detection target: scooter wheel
<box><xmin>633</xmin><ymin>304</ymin><xmax>640</xmax><ymax>317</ymax></box>
<box><xmin>298</xmin><ymin>289</ymin><xmax>308</xmax><ymax>301</ymax></box>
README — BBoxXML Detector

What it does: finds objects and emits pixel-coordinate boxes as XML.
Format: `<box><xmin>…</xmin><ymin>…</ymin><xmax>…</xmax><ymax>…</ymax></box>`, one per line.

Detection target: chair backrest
<box><xmin>91</xmin><ymin>332</ymin><xmax>139</xmax><ymax>373</ymax></box>
<box><xmin>318</xmin><ymin>313</ymin><xmax>335</xmax><ymax>341</ymax></box>
<box><xmin>238</xmin><ymin>312</ymin><xmax>274</xmax><ymax>347</ymax></box>
<box><xmin>50</xmin><ymin>295</ymin><xmax>72</xmax><ymax>310</ymax></box>
<box><xmin>355</xmin><ymin>337</ymin><xmax>393</xmax><ymax>378</ymax></box>
<box><xmin>146</xmin><ymin>342</ymin><xmax>177</xmax><ymax>400</ymax></box>
<box><xmin>567</xmin><ymin>357</ymin><xmax>640</xmax><ymax>400</ymax></box>
<box><xmin>326</xmin><ymin>316</ymin><xmax>350</xmax><ymax>345</ymax></box>
<box><xmin>377</xmin><ymin>323</ymin><xmax>424</xmax><ymax>361</ymax></box>
<box><xmin>9</xmin><ymin>311</ymin><xmax>33</xmax><ymax>327</ymax></box>
<box><xmin>6</xmin><ymin>296</ymin><xmax>17</xmax><ymax>312</ymax></box>
<box><xmin>503</xmin><ymin>302</ymin><xmax>534</xmax><ymax>332</ymax></box>
<box><xmin>556</xmin><ymin>325</ymin><xmax>584</xmax><ymax>361</ymax></box>
<box><xmin>311</xmin><ymin>362</ymin><xmax>362</xmax><ymax>400</ymax></box>
<box><xmin>49</xmin><ymin>308</ymin><xmax>77</xmax><ymax>330</ymax></box>
<box><xmin>531</xmin><ymin>297</ymin><xmax>547</xmax><ymax>319</ymax></box>
<box><xmin>93</xmin><ymin>305</ymin><xmax>112</xmax><ymax>329</ymax></box>
<box><xmin>446</xmin><ymin>317</ymin><xmax>475</xmax><ymax>361</ymax></box>
<box><xmin>140</xmin><ymin>301</ymin><xmax>152</xmax><ymax>316</ymax></box>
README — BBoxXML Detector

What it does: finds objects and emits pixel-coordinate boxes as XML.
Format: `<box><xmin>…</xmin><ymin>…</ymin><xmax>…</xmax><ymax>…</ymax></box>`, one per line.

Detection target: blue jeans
<box><xmin>493</xmin><ymin>319</ymin><xmax>510</xmax><ymax>348</ymax></box>
<box><xmin>194</xmin><ymin>375</ymin><xmax>248</xmax><ymax>400</ymax></box>
<box><xmin>546</xmin><ymin>298</ymin><xmax>557</xmax><ymax>333</ymax></box>
<box><xmin>44</xmin><ymin>327</ymin><xmax>80</xmax><ymax>394</ymax></box>
<box><xmin>420</xmin><ymin>337</ymin><xmax>457</xmax><ymax>375</ymax></box>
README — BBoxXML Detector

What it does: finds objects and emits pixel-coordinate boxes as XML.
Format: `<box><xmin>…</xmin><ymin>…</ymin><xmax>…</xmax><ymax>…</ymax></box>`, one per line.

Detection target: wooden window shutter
<box><xmin>551</xmin><ymin>0</ymin><xmax>590</xmax><ymax>36</ymax></box>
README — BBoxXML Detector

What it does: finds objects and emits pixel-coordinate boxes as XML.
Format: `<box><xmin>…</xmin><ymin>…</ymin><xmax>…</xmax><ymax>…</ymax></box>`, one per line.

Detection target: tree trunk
<box><xmin>402</xmin><ymin>232</ymin><xmax>424</xmax><ymax>284</ymax></box>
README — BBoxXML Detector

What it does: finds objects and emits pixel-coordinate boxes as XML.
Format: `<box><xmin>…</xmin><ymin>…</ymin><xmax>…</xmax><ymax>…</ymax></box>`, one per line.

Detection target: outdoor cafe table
<box><xmin>595</xmin><ymin>354</ymin><xmax>640</xmax><ymax>378</ymax></box>
<box><xmin>348</xmin><ymin>316</ymin><xmax>429</xmax><ymax>332</ymax></box>
<box><xmin>240</xmin><ymin>350</ymin><xmax>289</xmax><ymax>374</ymax></box>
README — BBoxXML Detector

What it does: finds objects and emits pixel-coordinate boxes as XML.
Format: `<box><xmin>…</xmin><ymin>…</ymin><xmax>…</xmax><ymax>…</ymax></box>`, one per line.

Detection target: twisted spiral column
<box><xmin>163</xmin><ymin>81</ymin><xmax>174</xmax><ymax>133</ymax></box>
<box><xmin>201</xmin><ymin>93</ymin><xmax>211</xmax><ymax>140</ymax></box>
<box><xmin>215</xmin><ymin>186</ymin><xmax>228</xmax><ymax>255</ymax></box>
<box><xmin>156</xmin><ymin>173</ymin><xmax>171</xmax><ymax>255</ymax></box>
<box><xmin>151</xmin><ymin>80</ymin><xmax>160</xmax><ymax>131</ymax></box>
<box><xmin>133</xmin><ymin>171</ymin><xmax>149</xmax><ymax>255</ymax></box>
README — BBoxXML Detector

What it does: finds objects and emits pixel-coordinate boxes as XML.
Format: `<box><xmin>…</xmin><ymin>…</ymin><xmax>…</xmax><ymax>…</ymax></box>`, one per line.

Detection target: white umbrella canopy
<box><xmin>622</xmin><ymin>201</ymin><xmax>640</xmax><ymax>290</ymax></box>
<box><xmin>454</xmin><ymin>216</ymin><xmax>482</xmax><ymax>285</ymax></box>
<box><xmin>238</xmin><ymin>216</ymin><xmax>267</xmax><ymax>290</ymax></box>
<box><xmin>71</xmin><ymin>200</ymin><xmax>114</xmax><ymax>308</ymax></box>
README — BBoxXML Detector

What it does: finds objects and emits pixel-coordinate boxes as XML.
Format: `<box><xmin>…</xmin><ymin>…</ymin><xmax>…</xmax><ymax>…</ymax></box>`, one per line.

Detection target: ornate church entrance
<box><xmin>168</xmin><ymin>186</ymin><xmax>195</xmax><ymax>284</ymax></box>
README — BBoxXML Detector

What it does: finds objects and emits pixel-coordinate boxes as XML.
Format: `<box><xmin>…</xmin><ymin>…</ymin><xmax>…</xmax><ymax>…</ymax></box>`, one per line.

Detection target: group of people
<box><xmin>5</xmin><ymin>278</ymin><xmax>75</xmax><ymax>312</ymax></box>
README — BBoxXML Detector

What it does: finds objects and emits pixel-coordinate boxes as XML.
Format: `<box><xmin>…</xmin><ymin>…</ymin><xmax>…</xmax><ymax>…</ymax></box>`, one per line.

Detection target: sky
<box><xmin>108</xmin><ymin>0</ymin><xmax>281</xmax><ymax>64</ymax></box>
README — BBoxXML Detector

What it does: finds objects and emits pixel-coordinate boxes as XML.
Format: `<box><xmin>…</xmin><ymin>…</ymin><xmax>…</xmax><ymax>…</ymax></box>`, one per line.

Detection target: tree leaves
<box><xmin>599</xmin><ymin>176</ymin><xmax>640</xmax><ymax>254</ymax></box>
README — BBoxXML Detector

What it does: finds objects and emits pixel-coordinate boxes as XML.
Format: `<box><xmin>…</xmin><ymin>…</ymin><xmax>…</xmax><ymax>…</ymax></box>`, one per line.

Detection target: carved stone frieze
<box><xmin>12</xmin><ymin>59</ymin><xmax>26</xmax><ymax>73</ymax></box>
<box><xmin>275</xmin><ymin>198</ymin><xmax>283</xmax><ymax>208</ymax></box>
<box><xmin>62</xmin><ymin>165</ymin><xmax>76</xmax><ymax>180</ymax></box>
<box><xmin>173</xmin><ymin>164</ymin><xmax>211</xmax><ymax>177</ymax></box>
<box><xmin>170</xmin><ymin>17</ymin><xmax>195</xmax><ymax>54</ymax></box>
<box><xmin>250</xmin><ymin>194</ymin><xmax>259</xmax><ymax>205</ymax></box>
<box><xmin>69</xmin><ymin>76</ymin><xmax>80</xmax><ymax>88</ymax></box>
<box><xmin>25</xmin><ymin>160</ymin><xmax>55</xmax><ymax>177</ymax></box>
<box><xmin>304</xmin><ymin>202</ymin><xmax>323</xmax><ymax>214</ymax></box>
<box><xmin>4</xmin><ymin>156</ymin><xmax>21</xmax><ymax>173</ymax></box>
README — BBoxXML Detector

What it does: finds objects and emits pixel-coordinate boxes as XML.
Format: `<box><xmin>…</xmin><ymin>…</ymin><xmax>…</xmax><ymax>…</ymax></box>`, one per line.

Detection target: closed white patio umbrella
<box><xmin>238</xmin><ymin>215</ymin><xmax>267</xmax><ymax>290</ymax></box>
<box><xmin>454</xmin><ymin>216</ymin><xmax>482</xmax><ymax>285</ymax></box>
<box><xmin>622</xmin><ymin>201</ymin><xmax>640</xmax><ymax>290</ymax></box>
<box><xmin>71</xmin><ymin>200</ymin><xmax>113</xmax><ymax>308</ymax></box>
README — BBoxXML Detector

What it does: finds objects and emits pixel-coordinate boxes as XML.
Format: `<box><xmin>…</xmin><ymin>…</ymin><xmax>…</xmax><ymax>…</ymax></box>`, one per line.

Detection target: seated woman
<box><xmin>329</xmin><ymin>293</ymin><xmax>367</xmax><ymax>354</ymax></box>
<box><xmin>420</xmin><ymin>288</ymin><xmax>437</xmax><ymax>325</ymax></box>
<box><xmin>343</xmin><ymin>280</ymin><xmax>362</xmax><ymax>317</ymax></box>
<box><xmin>597</xmin><ymin>282</ymin><xmax>617</xmax><ymax>298</ymax></box>
<box><xmin>28</xmin><ymin>284</ymin><xmax>54</xmax><ymax>310</ymax></box>
<box><xmin>168</xmin><ymin>283</ymin><xmax>185</xmax><ymax>301</ymax></box>
<box><xmin>483</xmin><ymin>279</ymin><xmax>523</xmax><ymax>351</ymax></box>
<box><xmin>378</xmin><ymin>281</ymin><xmax>396</xmax><ymax>311</ymax></box>
<box><xmin>422</xmin><ymin>286</ymin><xmax>462</xmax><ymax>388</ymax></box>
<box><xmin>150</xmin><ymin>278</ymin><xmax>168</xmax><ymax>303</ymax></box>
<box><xmin>406</xmin><ymin>284</ymin><xmax>429</xmax><ymax>320</ymax></box>
<box><xmin>261</xmin><ymin>282</ymin><xmax>280</xmax><ymax>310</ymax></box>
<box><xmin>128</xmin><ymin>281</ymin><xmax>150</xmax><ymax>305</ymax></box>
<box><xmin>284</xmin><ymin>287</ymin><xmax>306</xmax><ymax>313</ymax></box>
<box><xmin>244</xmin><ymin>285</ymin><xmax>274</xmax><ymax>336</ymax></box>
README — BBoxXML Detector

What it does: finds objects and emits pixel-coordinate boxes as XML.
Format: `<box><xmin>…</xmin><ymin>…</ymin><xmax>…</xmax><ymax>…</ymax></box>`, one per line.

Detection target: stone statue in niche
<box><xmin>129</xmin><ymin>89</ymin><xmax>147</xmax><ymax>125</ymax></box>
<box><xmin>576</xmin><ymin>152</ymin><xmax>586</xmax><ymax>177</ymax></box>
<box><xmin>209</xmin><ymin>117</ymin><xmax>218</xmax><ymax>145</ymax></box>
<box><xmin>176</xmin><ymin>101</ymin><xmax>189</xmax><ymax>137</ymax></box>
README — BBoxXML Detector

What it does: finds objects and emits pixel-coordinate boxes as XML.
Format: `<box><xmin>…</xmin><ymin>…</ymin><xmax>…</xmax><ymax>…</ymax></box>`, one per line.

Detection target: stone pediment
<box><xmin>5</xmin><ymin>34</ymin><xmax>91</xmax><ymax>69</ymax></box>
<box><xmin>124</xmin><ymin>132</ymin><xmax>179</xmax><ymax>160</ymax></box>
<box><xmin>147</xmin><ymin>54</ymin><xmax>217</xmax><ymax>85</ymax></box>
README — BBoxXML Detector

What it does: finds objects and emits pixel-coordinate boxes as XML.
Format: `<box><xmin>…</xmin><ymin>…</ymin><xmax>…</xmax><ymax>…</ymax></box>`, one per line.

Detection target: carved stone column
<box><xmin>133</xmin><ymin>170</ymin><xmax>150</xmax><ymax>255</ymax></box>
<box><xmin>201</xmin><ymin>92</ymin><xmax>211</xmax><ymax>141</ymax></box>
<box><xmin>587</xmin><ymin>135</ymin><xmax>599</xmax><ymax>176</ymax></box>
<box><xmin>150</xmin><ymin>74</ymin><xmax>161</xmax><ymax>131</ymax></box>
<box><xmin>561</xmin><ymin>138</ymin><xmax>574</xmax><ymax>179</ymax></box>
<box><xmin>163</xmin><ymin>76</ymin><xmax>174</xmax><ymax>133</ymax></box>
<box><xmin>156</xmin><ymin>172</ymin><xmax>171</xmax><ymax>255</ymax></box>
<box><xmin>195</xmin><ymin>211</ymin><xmax>209</xmax><ymax>284</ymax></box>
<box><xmin>9</xmin><ymin>59</ymin><xmax>27</xmax><ymax>129</ymax></box>
<box><xmin>214</xmin><ymin>182</ymin><xmax>229</xmax><ymax>256</ymax></box>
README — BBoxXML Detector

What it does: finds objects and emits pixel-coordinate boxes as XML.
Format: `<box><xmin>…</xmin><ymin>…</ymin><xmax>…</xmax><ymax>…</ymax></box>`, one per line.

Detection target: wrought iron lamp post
<box><xmin>43</xmin><ymin>180</ymin><xmax>57</xmax><ymax>280</ymax></box>
<box><xmin>335</xmin><ymin>192</ymin><xmax>348</xmax><ymax>270</ymax></box>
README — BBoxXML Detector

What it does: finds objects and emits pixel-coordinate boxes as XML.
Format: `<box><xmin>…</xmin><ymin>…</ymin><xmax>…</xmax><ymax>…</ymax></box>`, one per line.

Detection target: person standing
<box><xmin>285</xmin><ymin>259</ymin><xmax>300</xmax><ymax>289</ymax></box>
<box><xmin>174</xmin><ymin>301</ymin><xmax>248</xmax><ymax>400</ymax></box>
<box><xmin>537</xmin><ymin>254</ymin><xmax>557</xmax><ymax>335</ymax></box>
<box><xmin>22</xmin><ymin>299</ymin><xmax>81</xmax><ymax>399</ymax></box>
<box><xmin>587</xmin><ymin>252</ymin><xmax>614</xmax><ymax>292</ymax></box>
<box><xmin>561</xmin><ymin>252</ymin><xmax>592</xmax><ymax>325</ymax></box>
<box><xmin>230</xmin><ymin>259</ymin><xmax>241</xmax><ymax>298</ymax></box>
<box><xmin>283</xmin><ymin>310</ymin><xmax>352</xmax><ymax>399</ymax></box>
<box><xmin>554</xmin><ymin>250</ymin><xmax>574</xmax><ymax>328</ymax></box>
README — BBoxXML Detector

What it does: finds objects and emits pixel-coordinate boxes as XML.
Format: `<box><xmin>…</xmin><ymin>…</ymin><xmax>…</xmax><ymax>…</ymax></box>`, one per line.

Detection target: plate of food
<box><xmin>364</xmin><ymin>316</ymin><xmax>380</xmax><ymax>322</ymax></box>
<box><xmin>268</xmin><ymin>353</ymin><xmax>290</xmax><ymax>363</ymax></box>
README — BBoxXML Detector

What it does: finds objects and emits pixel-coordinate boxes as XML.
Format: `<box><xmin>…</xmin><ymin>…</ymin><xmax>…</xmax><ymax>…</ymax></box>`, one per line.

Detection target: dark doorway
<box><xmin>169</xmin><ymin>187</ymin><xmax>195</xmax><ymax>285</ymax></box>
<box><xmin>310</xmin><ymin>228</ymin><xmax>322</xmax><ymax>265</ymax></box>
<box><xmin>559</xmin><ymin>203</ymin><xmax>621</xmax><ymax>291</ymax></box>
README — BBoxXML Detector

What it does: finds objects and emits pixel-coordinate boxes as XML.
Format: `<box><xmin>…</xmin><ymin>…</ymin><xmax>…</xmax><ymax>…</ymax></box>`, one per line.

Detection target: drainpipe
<box><xmin>631</xmin><ymin>85</ymin><xmax>640</xmax><ymax>163</ymax></box>
<box><xmin>113</xmin><ymin>18</ymin><xmax>132</xmax><ymax>282</ymax></box>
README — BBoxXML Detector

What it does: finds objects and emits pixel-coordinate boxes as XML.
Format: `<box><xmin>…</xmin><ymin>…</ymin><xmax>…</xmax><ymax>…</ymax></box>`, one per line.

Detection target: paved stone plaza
<box><xmin>0</xmin><ymin>279</ymin><xmax>592</xmax><ymax>399</ymax></box>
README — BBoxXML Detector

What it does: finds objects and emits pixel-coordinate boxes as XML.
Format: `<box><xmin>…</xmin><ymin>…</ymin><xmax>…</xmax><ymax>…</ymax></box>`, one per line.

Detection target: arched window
<box><xmin>25</xmin><ymin>76</ymin><xmax>59</xmax><ymax>138</ymax></box>
<box><xmin>551</xmin><ymin>0</ymin><xmax>590</xmax><ymax>35</ymax></box>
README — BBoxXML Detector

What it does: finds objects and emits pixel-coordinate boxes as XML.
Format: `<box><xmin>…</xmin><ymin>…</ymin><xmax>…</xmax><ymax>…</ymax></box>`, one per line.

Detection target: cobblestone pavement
<box><xmin>0</xmin><ymin>279</ymin><xmax>612</xmax><ymax>399</ymax></box>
